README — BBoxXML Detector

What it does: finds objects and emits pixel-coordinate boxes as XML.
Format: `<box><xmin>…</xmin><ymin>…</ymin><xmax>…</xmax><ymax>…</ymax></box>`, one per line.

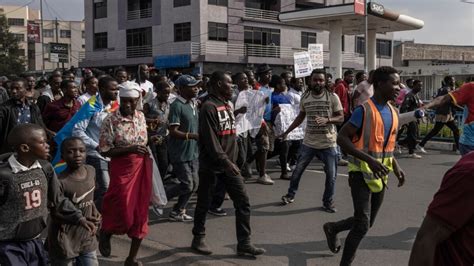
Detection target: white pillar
<box><xmin>329</xmin><ymin>20</ymin><xmax>342</xmax><ymax>79</ymax></box>
<box><xmin>367</xmin><ymin>29</ymin><xmax>377</xmax><ymax>71</ymax></box>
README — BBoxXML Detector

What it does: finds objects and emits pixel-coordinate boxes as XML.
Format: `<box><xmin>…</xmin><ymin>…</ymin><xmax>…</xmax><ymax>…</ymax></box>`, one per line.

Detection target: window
<box><xmin>174</xmin><ymin>0</ymin><xmax>190</xmax><ymax>7</ymax></box>
<box><xmin>244</xmin><ymin>26</ymin><xmax>280</xmax><ymax>58</ymax></box>
<box><xmin>17</xmin><ymin>49</ymin><xmax>25</xmax><ymax>56</ymax></box>
<box><xmin>43</xmin><ymin>29</ymin><xmax>54</xmax><ymax>38</ymax></box>
<box><xmin>244</xmin><ymin>26</ymin><xmax>280</xmax><ymax>46</ymax></box>
<box><xmin>355</xmin><ymin>37</ymin><xmax>392</xmax><ymax>57</ymax></box>
<box><xmin>94</xmin><ymin>0</ymin><xmax>107</xmax><ymax>19</ymax></box>
<box><xmin>245</xmin><ymin>0</ymin><xmax>274</xmax><ymax>10</ymax></box>
<box><xmin>128</xmin><ymin>0</ymin><xmax>152</xmax><ymax>19</ymax></box>
<box><xmin>208</xmin><ymin>22</ymin><xmax>227</xmax><ymax>41</ymax></box>
<box><xmin>355</xmin><ymin>36</ymin><xmax>365</xmax><ymax>54</ymax></box>
<box><xmin>60</xmin><ymin>30</ymin><xmax>71</xmax><ymax>38</ymax></box>
<box><xmin>13</xmin><ymin>33</ymin><xmax>25</xmax><ymax>42</ymax></box>
<box><xmin>301</xmin><ymin>32</ymin><xmax>316</xmax><ymax>48</ymax></box>
<box><xmin>94</xmin><ymin>32</ymin><xmax>108</xmax><ymax>50</ymax></box>
<box><xmin>7</xmin><ymin>18</ymin><xmax>24</xmax><ymax>26</ymax></box>
<box><xmin>208</xmin><ymin>0</ymin><xmax>227</xmax><ymax>6</ymax></box>
<box><xmin>82</xmin><ymin>31</ymin><xmax>85</xmax><ymax>38</ymax></box>
<box><xmin>126</xmin><ymin>27</ymin><xmax>152</xmax><ymax>57</ymax></box>
<box><xmin>377</xmin><ymin>39</ymin><xmax>392</xmax><ymax>57</ymax></box>
<box><xmin>174</xmin><ymin>22</ymin><xmax>191</xmax><ymax>42</ymax></box>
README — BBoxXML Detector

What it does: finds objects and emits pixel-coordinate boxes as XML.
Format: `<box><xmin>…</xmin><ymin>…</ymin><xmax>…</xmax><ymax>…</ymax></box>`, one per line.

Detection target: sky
<box><xmin>1</xmin><ymin>0</ymin><xmax>473</xmax><ymax>45</ymax></box>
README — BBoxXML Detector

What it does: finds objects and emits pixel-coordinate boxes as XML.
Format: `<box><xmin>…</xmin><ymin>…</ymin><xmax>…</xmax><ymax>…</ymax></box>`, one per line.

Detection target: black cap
<box><xmin>256</xmin><ymin>64</ymin><xmax>272</xmax><ymax>74</ymax></box>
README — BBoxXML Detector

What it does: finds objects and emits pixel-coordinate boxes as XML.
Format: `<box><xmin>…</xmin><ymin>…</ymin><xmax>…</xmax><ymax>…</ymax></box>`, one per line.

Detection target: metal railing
<box><xmin>126</xmin><ymin>45</ymin><xmax>152</xmax><ymax>58</ymax></box>
<box><xmin>191</xmin><ymin>42</ymin><xmax>308</xmax><ymax>58</ymax></box>
<box><xmin>127</xmin><ymin>8</ymin><xmax>152</xmax><ymax>20</ymax></box>
<box><xmin>244</xmin><ymin>8</ymin><xmax>279</xmax><ymax>20</ymax></box>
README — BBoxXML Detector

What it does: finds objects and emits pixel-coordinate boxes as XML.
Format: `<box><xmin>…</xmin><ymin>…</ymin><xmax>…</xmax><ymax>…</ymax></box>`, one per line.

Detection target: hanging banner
<box><xmin>308</xmin><ymin>44</ymin><xmax>324</xmax><ymax>69</ymax></box>
<box><xmin>27</xmin><ymin>23</ymin><xmax>40</xmax><ymax>43</ymax></box>
<box><xmin>294</xmin><ymin>51</ymin><xmax>313</xmax><ymax>78</ymax></box>
<box><xmin>354</xmin><ymin>0</ymin><xmax>366</xmax><ymax>16</ymax></box>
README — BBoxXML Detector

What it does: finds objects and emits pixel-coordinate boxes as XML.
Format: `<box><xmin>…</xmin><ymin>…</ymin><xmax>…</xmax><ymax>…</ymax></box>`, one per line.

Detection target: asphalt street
<box><xmin>98</xmin><ymin>149</ymin><xmax>460</xmax><ymax>266</ymax></box>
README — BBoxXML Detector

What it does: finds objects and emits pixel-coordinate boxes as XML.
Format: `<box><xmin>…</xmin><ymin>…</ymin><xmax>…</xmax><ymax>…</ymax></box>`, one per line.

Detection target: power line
<box><xmin>1</xmin><ymin>0</ymin><xmax>35</xmax><ymax>16</ymax></box>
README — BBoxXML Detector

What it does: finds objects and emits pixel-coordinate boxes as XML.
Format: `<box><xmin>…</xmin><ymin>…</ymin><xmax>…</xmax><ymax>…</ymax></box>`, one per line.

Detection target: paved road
<box><xmin>99</xmin><ymin>150</ymin><xmax>460</xmax><ymax>266</ymax></box>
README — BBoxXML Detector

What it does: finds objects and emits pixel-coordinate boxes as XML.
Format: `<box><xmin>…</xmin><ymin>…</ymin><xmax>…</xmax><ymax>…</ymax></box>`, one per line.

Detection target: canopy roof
<box><xmin>279</xmin><ymin>2</ymin><xmax>424</xmax><ymax>35</ymax></box>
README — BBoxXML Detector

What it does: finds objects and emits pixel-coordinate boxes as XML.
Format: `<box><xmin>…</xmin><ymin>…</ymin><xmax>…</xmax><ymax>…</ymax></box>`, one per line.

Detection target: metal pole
<box><xmin>364</xmin><ymin>0</ymin><xmax>368</xmax><ymax>72</ymax></box>
<box><xmin>55</xmin><ymin>17</ymin><xmax>59</xmax><ymax>69</ymax></box>
<box><xmin>40</xmin><ymin>0</ymin><xmax>45</xmax><ymax>74</ymax></box>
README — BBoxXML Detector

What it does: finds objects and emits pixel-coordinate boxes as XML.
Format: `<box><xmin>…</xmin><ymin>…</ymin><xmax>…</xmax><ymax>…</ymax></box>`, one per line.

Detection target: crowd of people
<box><xmin>0</xmin><ymin>63</ymin><xmax>473</xmax><ymax>266</ymax></box>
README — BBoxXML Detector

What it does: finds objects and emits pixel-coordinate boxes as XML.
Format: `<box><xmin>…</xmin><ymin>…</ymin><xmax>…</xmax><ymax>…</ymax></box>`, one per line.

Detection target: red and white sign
<box><xmin>27</xmin><ymin>23</ymin><xmax>40</xmax><ymax>43</ymax></box>
<box><xmin>354</xmin><ymin>0</ymin><xmax>366</xmax><ymax>16</ymax></box>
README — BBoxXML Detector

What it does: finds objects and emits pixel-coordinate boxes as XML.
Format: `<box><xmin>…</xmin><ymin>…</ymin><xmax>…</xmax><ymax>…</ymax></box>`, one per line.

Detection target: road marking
<box><xmin>306</xmin><ymin>169</ymin><xmax>349</xmax><ymax>177</ymax></box>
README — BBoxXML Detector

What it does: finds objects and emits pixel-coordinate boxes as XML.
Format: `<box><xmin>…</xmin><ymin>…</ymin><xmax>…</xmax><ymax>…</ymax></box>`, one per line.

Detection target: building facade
<box><xmin>82</xmin><ymin>0</ymin><xmax>394</xmax><ymax>75</ymax></box>
<box><xmin>0</xmin><ymin>5</ymin><xmax>85</xmax><ymax>72</ymax></box>
<box><xmin>394</xmin><ymin>41</ymin><xmax>474</xmax><ymax>100</ymax></box>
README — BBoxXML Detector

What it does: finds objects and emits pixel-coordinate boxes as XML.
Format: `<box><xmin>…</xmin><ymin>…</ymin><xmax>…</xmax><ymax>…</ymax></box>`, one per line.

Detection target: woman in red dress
<box><xmin>98</xmin><ymin>81</ymin><xmax>152</xmax><ymax>266</ymax></box>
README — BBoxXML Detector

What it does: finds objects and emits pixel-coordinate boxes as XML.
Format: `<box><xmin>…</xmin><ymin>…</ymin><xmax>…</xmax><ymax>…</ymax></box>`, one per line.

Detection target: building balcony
<box><xmin>191</xmin><ymin>42</ymin><xmax>305</xmax><ymax>58</ymax></box>
<box><xmin>127</xmin><ymin>8</ymin><xmax>152</xmax><ymax>20</ymax></box>
<box><xmin>244</xmin><ymin>8</ymin><xmax>279</xmax><ymax>20</ymax></box>
<box><xmin>126</xmin><ymin>45</ymin><xmax>152</xmax><ymax>58</ymax></box>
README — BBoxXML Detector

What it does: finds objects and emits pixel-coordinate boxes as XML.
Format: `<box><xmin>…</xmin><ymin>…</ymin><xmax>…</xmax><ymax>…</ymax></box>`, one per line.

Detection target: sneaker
<box><xmin>323</xmin><ymin>204</ymin><xmax>337</xmax><ymax>213</ymax></box>
<box><xmin>337</xmin><ymin>159</ymin><xmax>349</xmax><ymax>166</ymax></box>
<box><xmin>409</xmin><ymin>153</ymin><xmax>422</xmax><ymax>159</ymax></box>
<box><xmin>256</xmin><ymin>174</ymin><xmax>274</xmax><ymax>185</ymax></box>
<box><xmin>280</xmin><ymin>173</ymin><xmax>291</xmax><ymax>180</ymax></box>
<box><xmin>416</xmin><ymin>144</ymin><xmax>427</xmax><ymax>154</ymax></box>
<box><xmin>281</xmin><ymin>194</ymin><xmax>295</xmax><ymax>205</ymax></box>
<box><xmin>208</xmin><ymin>208</ymin><xmax>227</xmax><ymax>216</ymax></box>
<box><xmin>237</xmin><ymin>243</ymin><xmax>266</xmax><ymax>256</ymax></box>
<box><xmin>286</xmin><ymin>163</ymin><xmax>292</xmax><ymax>172</ymax></box>
<box><xmin>169</xmin><ymin>210</ymin><xmax>194</xmax><ymax>222</ymax></box>
<box><xmin>151</xmin><ymin>205</ymin><xmax>164</xmax><ymax>217</ymax></box>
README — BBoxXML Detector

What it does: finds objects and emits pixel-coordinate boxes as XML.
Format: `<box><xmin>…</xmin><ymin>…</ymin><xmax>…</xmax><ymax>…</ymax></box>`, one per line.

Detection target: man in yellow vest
<box><xmin>323</xmin><ymin>66</ymin><xmax>406</xmax><ymax>266</ymax></box>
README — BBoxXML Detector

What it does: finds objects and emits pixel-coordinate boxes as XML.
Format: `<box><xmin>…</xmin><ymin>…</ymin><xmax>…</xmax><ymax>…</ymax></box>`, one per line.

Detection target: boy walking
<box><xmin>0</xmin><ymin>124</ymin><xmax>94</xmax><ymax>266</ymax></box>
<box><xmin>48</xmin><ymin>137</ymin><xmax>101</xmax><ymax>266</ymax></box>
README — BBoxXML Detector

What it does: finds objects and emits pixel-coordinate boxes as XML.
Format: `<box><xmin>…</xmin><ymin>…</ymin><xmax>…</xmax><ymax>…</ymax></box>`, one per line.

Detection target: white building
<box><xmin>81</xmin><ymin>0</ymin><xmax>395</xmax><ymax>75</ymax></box>
<box><xmin>0</xmin><ymin>5</ymin><xmax>85</xmax><ymax>72</ymax></box>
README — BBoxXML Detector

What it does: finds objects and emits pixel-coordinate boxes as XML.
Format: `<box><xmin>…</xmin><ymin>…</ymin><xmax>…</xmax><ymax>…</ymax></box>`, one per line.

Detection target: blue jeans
<box><xmin>86</xmin><ymin>156</ymin><xmax>110</xmax><ymax>212</ymax></box>
<box><xmin>459</xmin><ymin>143</ymin><xmax>474</xmax><ymax>156</ymax></box>
<box><xmin>50</xmin><ymin>251</ymin><xmax>98</xmax><ymax>266</ymax></box>
<box><xmin>287</xmin><ymin>145</ymin><xmax>338</xmax><ymax>206</ymax></box>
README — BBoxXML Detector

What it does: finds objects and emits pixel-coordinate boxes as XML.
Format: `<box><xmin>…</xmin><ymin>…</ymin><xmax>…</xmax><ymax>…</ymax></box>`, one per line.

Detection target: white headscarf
<box><xmin>118</xmin><ymin>81</ymin><xmax>141</xmax><ymax>98</ymax></box>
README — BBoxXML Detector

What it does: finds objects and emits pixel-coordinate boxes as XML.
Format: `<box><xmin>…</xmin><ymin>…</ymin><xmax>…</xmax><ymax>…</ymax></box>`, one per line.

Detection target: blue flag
<box><xmin>51</xmin><ymin>95</ymin><xmax>103</xmax><ymax>173</ymax></box>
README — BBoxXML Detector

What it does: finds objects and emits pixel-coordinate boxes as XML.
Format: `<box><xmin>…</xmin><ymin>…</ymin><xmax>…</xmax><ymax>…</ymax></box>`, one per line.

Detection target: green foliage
<box><xmin>0</xmin><ymin>15</ymin><xmax>25</xmax><ymax>75</ymax></box>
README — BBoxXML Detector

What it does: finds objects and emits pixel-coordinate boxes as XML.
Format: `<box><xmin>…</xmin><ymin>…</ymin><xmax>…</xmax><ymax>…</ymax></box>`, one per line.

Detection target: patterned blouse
<box><xmin>99</xmin><ymin>109</ymin><xmax>148</xmax><ymax>152</ymax></box>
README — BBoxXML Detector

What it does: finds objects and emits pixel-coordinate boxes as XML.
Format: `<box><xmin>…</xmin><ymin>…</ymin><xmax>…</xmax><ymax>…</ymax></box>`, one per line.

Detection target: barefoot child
<box><xmin>0</xmin><ymin>124</ymin><xmax>94</xmax><ymax>266</ymax></box>
<box><xmin>48</xmin><ymin>137</ymin><xmax>101</xmax><ymax>265</ymax></box>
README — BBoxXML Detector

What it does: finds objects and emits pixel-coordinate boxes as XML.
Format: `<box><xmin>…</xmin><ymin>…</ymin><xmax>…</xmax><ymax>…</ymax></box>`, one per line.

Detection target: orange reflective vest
<box><xmin>348</xmin><ymin>99</ymin><xmax>399</xmax><ymax>193</ymax></box>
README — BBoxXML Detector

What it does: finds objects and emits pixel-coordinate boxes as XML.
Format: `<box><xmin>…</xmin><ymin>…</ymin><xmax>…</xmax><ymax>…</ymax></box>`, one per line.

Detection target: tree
<box><xmin>0</xmin><ymin>15</ymin><xmax>25</xmax><ymax>76</ymax></box>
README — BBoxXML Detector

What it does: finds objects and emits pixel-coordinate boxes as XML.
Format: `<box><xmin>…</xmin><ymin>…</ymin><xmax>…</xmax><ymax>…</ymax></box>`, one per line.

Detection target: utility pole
<box><xmin>364</xmin><ymin>0</ymin><xmax>368</xmax><ymax>73</ymax></box>
<box><xmin>40</xmin><ymin>0</ymin><xmax>45</xmax><ymax>74</ymax></box>
<box><xmin>55</xmin><ymin>17</ymin><xmax>59</xmax><ymax>69</ymax></box>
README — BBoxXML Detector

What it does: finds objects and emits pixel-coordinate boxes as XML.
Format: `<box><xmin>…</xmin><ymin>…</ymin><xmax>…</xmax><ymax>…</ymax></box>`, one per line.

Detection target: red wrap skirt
<box><xmin>101</xmin><ymin>153</ymin><xmax>152</xmax><ymax>239</ymax></box>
